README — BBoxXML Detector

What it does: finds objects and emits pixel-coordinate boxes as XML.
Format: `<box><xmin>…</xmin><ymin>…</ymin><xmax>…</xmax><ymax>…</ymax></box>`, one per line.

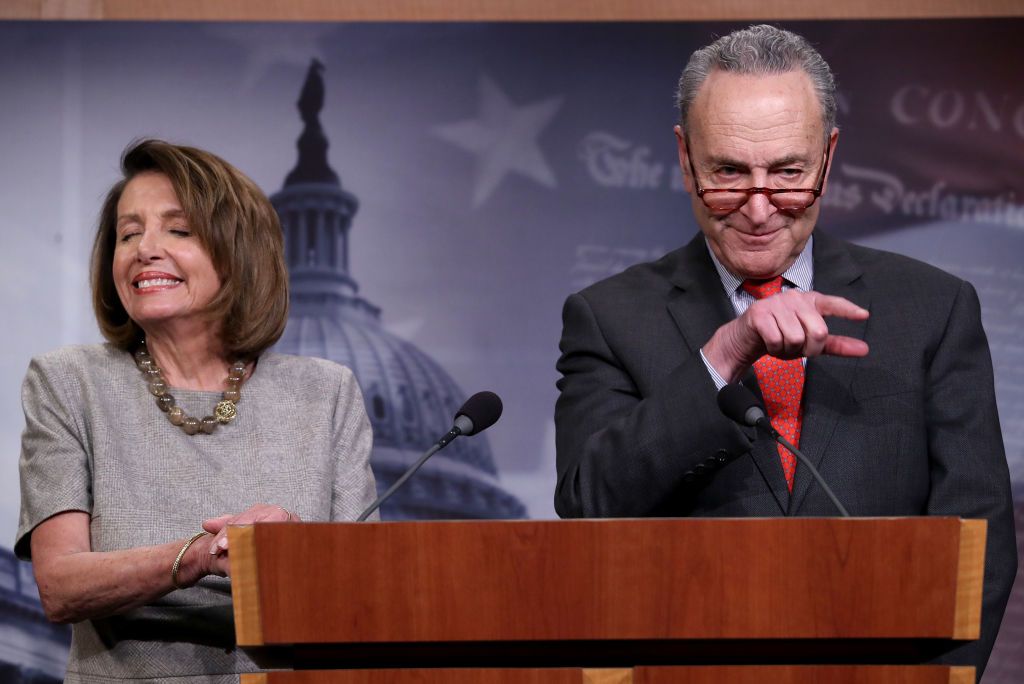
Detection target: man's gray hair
<box><xmin>676</xmin><ymin>24</ymin><xmax>837</xmax><ymax>140</ymax></box>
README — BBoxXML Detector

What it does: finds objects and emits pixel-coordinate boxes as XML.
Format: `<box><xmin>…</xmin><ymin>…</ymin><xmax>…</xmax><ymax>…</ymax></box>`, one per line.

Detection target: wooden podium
<box><xmin>228</xmin><ymin>518</ymin><xmax>984</xmax><ymax>683</ymax></box>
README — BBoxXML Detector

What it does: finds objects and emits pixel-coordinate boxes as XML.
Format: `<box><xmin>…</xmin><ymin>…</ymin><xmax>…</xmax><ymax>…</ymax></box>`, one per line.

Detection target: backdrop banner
<box><xmin>1</xmin><ymin>18</ymin><xmax>1021</xmax><ymax>682</ymax></box>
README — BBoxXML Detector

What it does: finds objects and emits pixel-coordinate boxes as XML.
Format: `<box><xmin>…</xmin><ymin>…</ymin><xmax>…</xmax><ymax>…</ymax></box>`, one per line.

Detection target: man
<box><xmin>554</xmin><ymin>24</ymin><xmax>1015</xmax><ymax>677</ymax></box>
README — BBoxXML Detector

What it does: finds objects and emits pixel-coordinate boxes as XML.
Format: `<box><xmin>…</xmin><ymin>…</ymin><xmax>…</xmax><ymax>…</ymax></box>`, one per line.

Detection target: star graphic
<box><xmin>433</xmin><ymin>75</ymin><xmax>563</xmax><ymax>208</ymax></box>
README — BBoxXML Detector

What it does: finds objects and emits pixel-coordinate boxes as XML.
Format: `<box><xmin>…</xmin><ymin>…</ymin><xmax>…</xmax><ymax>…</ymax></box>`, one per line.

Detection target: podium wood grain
<box><xmin>239</xmin><ymin>665</ymin><xmax>974</xmax><ymax>683</ymax></box>
<box><xmin>633</xmin><ymin>665</ymin><xmax>976</xmax><ymax>683</ymax></box>
<box><xmin>241</xmin><ymin>669</ymin><xmax>630</xmax><ymax>684</ymax></box>
<box><xmin>228</xmin><ymin>517</ymin><xmax>983</xmax><ymax>647</ymax></box>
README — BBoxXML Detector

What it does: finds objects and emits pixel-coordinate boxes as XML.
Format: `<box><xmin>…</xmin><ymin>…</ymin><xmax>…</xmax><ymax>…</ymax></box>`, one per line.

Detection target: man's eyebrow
<box><xmin>701</xmin><ymin>153</ymin><xmax>812</xmax><ymax>169</ymax></box>
<box><xmin>692</xmin><ymin>151</ymin><xmax>740</xmax><ymax>168</ymax></box>
<box><xmin>769</xmin><ymin>154</ymin><xmax>812</xmax><ymax>168</ymax></box>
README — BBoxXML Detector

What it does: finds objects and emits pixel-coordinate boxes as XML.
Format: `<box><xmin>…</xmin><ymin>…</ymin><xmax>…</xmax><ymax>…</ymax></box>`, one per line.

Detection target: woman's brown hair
<box><xmin>91</xmin><ymin>139</ymin><xmax>289</xmax><ymax>359</ymax></box>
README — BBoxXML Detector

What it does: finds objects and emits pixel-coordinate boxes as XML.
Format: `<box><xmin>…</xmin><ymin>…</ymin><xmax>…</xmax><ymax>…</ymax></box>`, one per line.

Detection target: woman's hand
<box><xmin>202</xmin><ymin>503</ymin><xmax>301</xmax><ymax>560</ymax></box>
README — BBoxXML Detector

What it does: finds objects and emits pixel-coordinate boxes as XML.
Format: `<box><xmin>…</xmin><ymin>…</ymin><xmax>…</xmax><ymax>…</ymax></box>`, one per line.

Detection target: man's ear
<box><xmin>821</xmin><ymin>127</ymin><xmax>839</xmax><ymax>195</ymax></box>
<box><xmin>674</xmin><ymin>124</ymin><xmax>694</xmax><ymax>193</ymax></box>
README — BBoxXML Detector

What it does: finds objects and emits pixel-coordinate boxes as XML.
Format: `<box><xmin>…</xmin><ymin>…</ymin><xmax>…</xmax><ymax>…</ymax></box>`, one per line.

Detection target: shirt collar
<box><xmin>704</xmin><ymin>234</ymin><xmax>815</xmax><ymax>295</ymax></box>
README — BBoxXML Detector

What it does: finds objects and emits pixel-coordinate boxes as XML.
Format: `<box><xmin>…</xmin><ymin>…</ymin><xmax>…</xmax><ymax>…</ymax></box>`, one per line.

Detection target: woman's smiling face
<box><xmin>112</xmin><ymin>172</ymin><xmax>222</xmax><ymax>334</ymax></box>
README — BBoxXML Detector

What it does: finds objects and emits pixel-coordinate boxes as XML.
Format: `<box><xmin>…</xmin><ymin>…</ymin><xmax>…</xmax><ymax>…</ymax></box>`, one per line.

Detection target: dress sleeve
<box><xmin>329</xmin><ymin>365</ymin><xmax>378</xmax><ymax>521</ymax></box>
<box><xmin>15</xmin><ymin>355</ymin><xmax>93</xmax><ymax>560</ymax></box>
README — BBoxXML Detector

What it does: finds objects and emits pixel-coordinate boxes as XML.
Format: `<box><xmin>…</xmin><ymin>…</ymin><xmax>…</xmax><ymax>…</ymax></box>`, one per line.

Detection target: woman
<box><xmin>16</xmin><ymin>139</ymin><xmax>377</xmax><ymax>683</ymax></box>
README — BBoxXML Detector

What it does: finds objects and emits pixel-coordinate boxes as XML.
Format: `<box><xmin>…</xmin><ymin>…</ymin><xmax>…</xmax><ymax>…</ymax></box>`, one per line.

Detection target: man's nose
<box><xmin>741</xmin><ymin>190</ymin><xmax>775</xmax><ymax>225</ymax></box>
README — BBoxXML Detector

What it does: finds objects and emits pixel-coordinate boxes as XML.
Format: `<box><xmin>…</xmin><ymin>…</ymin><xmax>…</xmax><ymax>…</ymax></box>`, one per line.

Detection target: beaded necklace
<box><xmin>134</xmin><ymin>341</ymin><xmax>246</xmax><ymax>435</ymax></box>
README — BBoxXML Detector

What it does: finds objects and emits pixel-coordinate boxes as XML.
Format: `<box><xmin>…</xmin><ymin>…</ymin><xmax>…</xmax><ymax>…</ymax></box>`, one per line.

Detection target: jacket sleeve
<box><xmin>923</xmin><ymin>280</ymin><xmax>1016</xmax><ymax>679</ymax></box>
<box><xmin>553</xmin><ymin>291</ymin><xmax>753</xmax><ymax>518</ymax></box>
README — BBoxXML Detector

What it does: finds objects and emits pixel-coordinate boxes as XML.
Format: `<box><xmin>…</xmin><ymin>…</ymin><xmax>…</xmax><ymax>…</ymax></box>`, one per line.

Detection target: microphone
<box><xmin>439</xmin><ymin>390</ymin><xmax>503</xmax><ymax>445</ymax></box>
<box><xmin>717</xmin><ymin>384</ymin><xmax>850</xmax><ymax>518</ymax></box>
<box><xmin>717</xmin><ymin>383</ymin><xmax>772</xmax><ymax>431</ymax></box>
<box><xmin>356</xmin><ymin>391</ymin><xmax>503</xmax><ymax>521</ymax></box>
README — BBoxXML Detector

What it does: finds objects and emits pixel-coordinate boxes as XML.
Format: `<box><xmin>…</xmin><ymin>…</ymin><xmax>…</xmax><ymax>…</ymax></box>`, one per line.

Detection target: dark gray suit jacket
<box><xmin>554</xmin><ymin>230</ymin><xmax>1016</xmax><ymax>676</ymax></box>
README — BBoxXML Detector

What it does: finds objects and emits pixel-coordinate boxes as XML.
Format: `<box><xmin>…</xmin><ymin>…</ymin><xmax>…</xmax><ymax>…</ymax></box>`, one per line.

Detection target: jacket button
<box><xmin>682</xmin><ymin>471</ymin><xmax>696</xmax><ymax>483</ymax></box>
<box><xmin>716</xmin><ymin>449</ymin><xmax>731</xmax><ymax>463</ymax></box>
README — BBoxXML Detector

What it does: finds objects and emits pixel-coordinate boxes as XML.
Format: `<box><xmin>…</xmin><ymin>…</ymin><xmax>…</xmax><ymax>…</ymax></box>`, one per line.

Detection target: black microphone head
<box><xmin>717</xmin><ymin>383</ymin><xmax>765</xmax><ymax>427</ymax></box>
<box><xmin>454</xmin><ymin>391</ymin><xmax>503</xmax><ymax>435</ymax></box>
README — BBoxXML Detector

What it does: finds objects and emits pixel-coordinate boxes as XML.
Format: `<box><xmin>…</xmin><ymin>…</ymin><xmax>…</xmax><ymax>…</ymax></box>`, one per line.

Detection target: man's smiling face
<box><xmin>677</xmin><ymin>69</ymin><xmax>837</xmax><ymax>280</ymax></box>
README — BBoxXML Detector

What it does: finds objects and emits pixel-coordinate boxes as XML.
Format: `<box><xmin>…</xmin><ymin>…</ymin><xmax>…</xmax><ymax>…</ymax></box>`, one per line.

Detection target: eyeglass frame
<box><xmin>685</xmin><ymin>138</ymin><xmax>833</xmax><ymax>213</ymax></box>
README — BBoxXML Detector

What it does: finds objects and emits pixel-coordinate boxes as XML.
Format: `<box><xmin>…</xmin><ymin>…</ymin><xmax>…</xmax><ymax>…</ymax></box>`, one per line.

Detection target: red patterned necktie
<box><xmin>741</xmin><ymin>276</ymin><xmax>804</xmax><ymax>492</ymax></box>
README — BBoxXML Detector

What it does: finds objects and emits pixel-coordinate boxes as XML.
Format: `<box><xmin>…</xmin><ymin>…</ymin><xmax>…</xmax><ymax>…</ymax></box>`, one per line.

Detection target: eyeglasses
<box><xmin>687</xmin><ymin>142</ymin><xmax>832</xmax><ymax>213</ymax></box>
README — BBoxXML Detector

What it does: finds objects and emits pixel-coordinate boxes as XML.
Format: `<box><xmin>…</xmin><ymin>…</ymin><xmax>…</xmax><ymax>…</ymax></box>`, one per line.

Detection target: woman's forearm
<box><xmin>31</xmin><ymin>511</ymin><xmax>215</xmax><ymax>623</ymax></box>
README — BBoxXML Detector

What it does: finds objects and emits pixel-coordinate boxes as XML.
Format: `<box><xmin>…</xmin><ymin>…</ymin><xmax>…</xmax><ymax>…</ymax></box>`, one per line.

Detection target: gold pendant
<box><xmin>215</xmin><ymin>400</ymin><xmax>237</xmax><ymax>424</ymax></box>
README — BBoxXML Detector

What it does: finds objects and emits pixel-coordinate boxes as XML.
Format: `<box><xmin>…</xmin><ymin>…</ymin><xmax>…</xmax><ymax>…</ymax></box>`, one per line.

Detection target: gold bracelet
<box><xmin>171</xmin><ymin>531</ymin><xmax>209</xmax><ymax>590</ymax></box>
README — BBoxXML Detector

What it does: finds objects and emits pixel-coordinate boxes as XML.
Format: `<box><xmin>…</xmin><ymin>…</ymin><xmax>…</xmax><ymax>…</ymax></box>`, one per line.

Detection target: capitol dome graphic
<box><xmin>272</xmin><ymin>60</ymin><xmax>526</xmax><ymax>520</ymax></box>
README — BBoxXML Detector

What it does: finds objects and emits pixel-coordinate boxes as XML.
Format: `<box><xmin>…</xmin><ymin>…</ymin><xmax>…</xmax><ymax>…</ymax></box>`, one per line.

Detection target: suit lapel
<box><xmin>788</xmin><ymin>231</ymin><xmax>869</xmax><ymax>515</ymax></box>
<box><xmin>664</xmin><ymin>236</ymin><xmax>736</xmax><ymax>355</ymax></box>
<box><xmin>743</xmin><ymin>367</ymin><xmax>793</xmax><ymax>513</ymax></box>
<box><xmin>665</xmin><ymin>235</ymin><xmax>790</xmax><ymax>514</ymax></box>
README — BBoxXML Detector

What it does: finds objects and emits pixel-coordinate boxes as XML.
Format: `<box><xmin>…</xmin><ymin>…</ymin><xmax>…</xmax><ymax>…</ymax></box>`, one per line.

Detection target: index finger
<box><xmin>823</xmin><ymin>334</ymin><xmax>870</xmax><ymax>358</ymax></box>
<box><xmin>813</xmin><ymin>293</ymin><xmax>869</xmax><ymax>321</ymax></box>
<box><xmin>202</xmin><ymin>514</ymin><xmax>233</xmax><ymax>534</ymax></box>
